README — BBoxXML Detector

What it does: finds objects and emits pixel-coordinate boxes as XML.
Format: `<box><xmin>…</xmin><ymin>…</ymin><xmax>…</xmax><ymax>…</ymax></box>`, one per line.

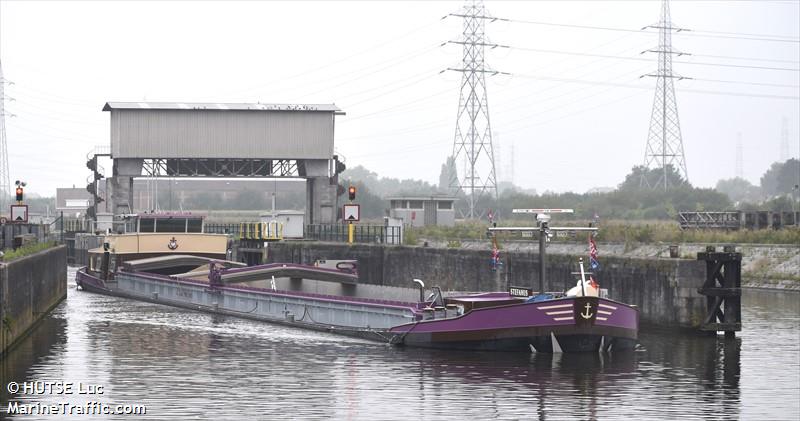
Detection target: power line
<box><xmin>314</xmin><ymin>63</ymin><xmax>443</xmax><ymax>104</ymax></box>
<box><xmin>691</xmin><ymin>78</ymin><xmax>799</xmax><ymax>88</ymax></box>
<box><xmin>218</xmin><ymin>18</ymin><xmax>444</xmax><ymax>97</ymax></box>
<box><xmin>344</xmin><ymin>39</ymin><xmax>650</xmax><ymax>124</ymax></box>
<box><xmin>509</xmin><ymin>45</ymin><xmax>800</xmax><ymax>72</ymax></box>
<box><xmin>499</xmin><ymin>66</ymin><xmax>653</xmax><ymax>130</ymax></box>
<box><xmin>673</xmin><ymin>59</ymin><xmax>799</xmax><ymax>72</ymax></box>
<box><xmin>463</xmin><ymin>35</ymin><xmax>653</xmax><ymax>113</ymax></box>
<box><xmin>499</xmin><ymin>91</ymin><xmax>649</xmax><ymax>137</ymax></box>
<box><xmin>347</xmin><ymin>68</ymin><xmax>799</xmax><ymax>139</ymax></box>
<box><xmin>6</xmin><ymin>121</ymin><xmax>97</xmax><ymax>144</ymax></box>
<box><xmin>508</xmin><ymin>18</ymin><xmax>643</xmax><ymax>34</ymax></box>
<box><xmin>512</xmin><ymin>73</ymin><xmax>800</xmax><ymax>100</ymax></box>
<box><xmin>6</xmin><ymin>84</ymin><xmax>100</xmax><ymax>108</ymax></box>
<box><xmin>286</xmin><ymin>44</ymin><xmax>442</xmax><ymax>102</ymax></box>
<box><xmin>337</xmin><ymin>118</ymin><xmax>450</xmax><ymax>142</ymax></box>
<box><xmin>343</xmin><ymin>68</ymin><xmax>654</xmax><ymax>145</ymax></box>
<box><xmin>692</xmin><ymin>27</ymin><xmax>800</xmax><ymax>40</ymax></box>
<box><xmin>339</xmin><ymin>87</ymin><xmax>452</xmax><ymax>122</ymax></box>
<box><xmin>11</xmin><ymin>98</ymin><xmax>107</xmax><ymax>126</ymax></box>
<box><xmin>690</xmin><ymin>52</ymin><xmax>799</xmax><ymax>64</ymax></box>
<box><xmin>682</xmin><ymin>30</ymin><xmax>799</xmax><ymax>43</ymax></box>
<box><xmin>678</xmin><ymin>87</ymin><xmax>799</xmax><ymax>100</ymax></box>
<box><xmin>342</xmin><ymin>70</ymin><xmax>443</xmax><ymax>109</ymax></box>
<box><xmin>506</xmin><ymin>17</ymin><xmax>800</xmax><ymax>43</ymax></box>
<box><xmin>346</xmin><ymin>139</ymin><xmax>450</xmax><ymax>160</ymax></box>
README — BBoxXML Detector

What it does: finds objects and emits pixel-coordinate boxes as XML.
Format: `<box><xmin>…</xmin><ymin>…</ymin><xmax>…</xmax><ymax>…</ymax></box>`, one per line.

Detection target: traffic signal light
<box><xmin>15</xmin><ymin>186</ymin><xmax>23</xmax><ymax>202</ymax></box>
<box><xmin>348</xmin><ymin>186</ymin><xmax>356</xmax><ymax>201</ymax></box>
<box><xmin>334</xmin><ymin>156</ymin><xmax>346</xmax><ymax>175</ymax></box>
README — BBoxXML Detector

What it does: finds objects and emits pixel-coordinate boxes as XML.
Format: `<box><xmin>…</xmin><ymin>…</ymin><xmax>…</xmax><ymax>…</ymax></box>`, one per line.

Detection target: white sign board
<box><xmin>343</xmin><ymin>204</ymin><xmax>360</xmax><ymax>222</ymax></box>
<box><xmin>65</xmin><ymin>199</ymin><xmax>90</xmax><ymax>208</ymax></box>
<box><xmin>10</xmin><ymin>205</ymin><xmax>28</xmax><ymax>223</ymax></box>
<box><xmin>512</xmin><ymin>209</ymin><xmax>574</xmax><ymax>214</ymax></box>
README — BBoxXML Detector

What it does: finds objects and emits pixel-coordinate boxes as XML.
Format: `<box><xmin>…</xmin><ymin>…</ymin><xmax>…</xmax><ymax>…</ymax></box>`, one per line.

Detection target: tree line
<box><xmin>11</xmin><ymin>158</ymin><xmax>797</xmax><ymax>221</ymax></box>
<box><xmin>339</xmin><ymin>158</ymin><xmax>800</xmax><ymax>222</ymax></box>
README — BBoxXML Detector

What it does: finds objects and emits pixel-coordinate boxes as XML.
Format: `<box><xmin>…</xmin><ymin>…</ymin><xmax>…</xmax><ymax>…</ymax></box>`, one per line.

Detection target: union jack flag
<box><xmin>589</xmin><ymin>235</ymin><xmax>600</xmax><ymax>270</ymax></box>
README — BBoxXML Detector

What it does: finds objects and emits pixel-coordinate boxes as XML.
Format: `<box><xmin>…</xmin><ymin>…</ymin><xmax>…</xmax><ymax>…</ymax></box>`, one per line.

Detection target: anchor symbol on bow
<box><xmin>580</xmin><ymin>302</ymin><xmax>594</xmax><ymax>319</ymax></box>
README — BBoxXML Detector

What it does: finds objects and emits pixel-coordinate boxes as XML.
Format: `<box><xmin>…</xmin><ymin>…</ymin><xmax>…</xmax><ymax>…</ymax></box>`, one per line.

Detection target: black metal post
<box><xmin>60</xmin><ymin>211</ymin><xmax>64</xmax><ymax>244</ymax></box>
<box><xmin>538</xmin><ymin>222</ymin><xmax>547</xmax><ymax>294</ymax></box>
<box><xmin>697</xmin><ymin>248</ymin><xmax>742</xmax><ymax>335</ymax></box>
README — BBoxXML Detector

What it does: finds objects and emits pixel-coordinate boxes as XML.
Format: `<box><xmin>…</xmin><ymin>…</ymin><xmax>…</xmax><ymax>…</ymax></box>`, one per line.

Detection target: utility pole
<box><xmin>510</xmin><ymin>141</ymin><xmax>515</xmax><ymax>188</ymax></box>
<box><xmin>735</xmin><ymin>132</ymin><xmax>744</xmax><ymax>179</ymax></box>
<box><xmin>780</xmin><ymin>116</ymin><xmax>790</xmax><ymax>162</ymax></box>
<box><xmin>447</xmin><ymin>0</ymin><xmax>507</xmax><ymax>219</ymax></box>
<box><xmin>641</xmin><ymin>0</ymin><xmax>689</xmax><ymax>191</ymax></box>
<box><xmin>0</xmin><ymin>61</ymin><xmax>12</xmax><ymax>215</ymax></box>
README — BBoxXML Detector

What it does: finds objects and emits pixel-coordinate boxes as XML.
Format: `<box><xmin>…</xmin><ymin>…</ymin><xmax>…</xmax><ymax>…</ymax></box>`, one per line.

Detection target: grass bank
<box><xmin>406</xmin><ymin>220</ymin><xmax>800</xmax><ymax>245</ymax></box>
<box><xmin>1</xmin><ymin>241</ymin><xmax>59</xmax><ymax>262</ymax></box>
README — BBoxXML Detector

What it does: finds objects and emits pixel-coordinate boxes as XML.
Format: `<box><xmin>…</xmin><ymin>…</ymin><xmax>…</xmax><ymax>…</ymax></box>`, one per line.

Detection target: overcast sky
<box><xmin>1</xmin><ymin>0</ymin><xmax>798</xmax><ymax>196</ymax></box>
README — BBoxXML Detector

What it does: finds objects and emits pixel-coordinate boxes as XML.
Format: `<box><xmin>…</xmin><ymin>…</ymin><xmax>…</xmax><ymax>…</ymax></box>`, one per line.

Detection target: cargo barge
<box><xmin>77</xmin><ymin>212</ymin><xmax>638</xmax><ymax>353</ymax></box>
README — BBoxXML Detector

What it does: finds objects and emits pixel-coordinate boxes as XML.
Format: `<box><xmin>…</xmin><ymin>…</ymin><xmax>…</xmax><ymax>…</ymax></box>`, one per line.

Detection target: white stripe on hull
<box><xmin>538</xmin><ymin>303</ymin><xmax>573</xmax><ymax>310</ymax></box>
<box><xmin>545</xmin><ymin>310</ymin><xmax>573</xmax><ymax>315</ymax></box>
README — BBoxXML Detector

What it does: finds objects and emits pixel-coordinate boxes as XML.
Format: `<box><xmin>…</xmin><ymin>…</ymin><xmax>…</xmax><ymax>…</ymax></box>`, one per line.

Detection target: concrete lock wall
<box><xmin>266</xmin><ymin>242</ymin><xmax>708</xmax><ymax>329</ymax></box>
<box><xmin>0</xmin><ymin>245</ymin><xmax>68</xmax><ymax>356</ymax></box>
<box><xmin>71</xmin><ymin>234</ymin><xmax>105</xmax><ymax>267</ymax></box>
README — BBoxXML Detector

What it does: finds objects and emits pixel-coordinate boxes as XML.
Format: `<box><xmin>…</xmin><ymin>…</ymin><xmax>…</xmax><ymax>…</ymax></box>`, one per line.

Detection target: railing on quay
<box><xmin>305</xmin><ymin>224</ymin><xmax>402</xmax><ymax>244</ymax></box>
<box><xmin>678</xmin><ymin>210</ymin><xmax>800</xmax><ymax>230</ymax></box>
<box><xmin>205</xmin><ymin>222</ymin><xmax>283</xmax><ymax>240</ymax></box>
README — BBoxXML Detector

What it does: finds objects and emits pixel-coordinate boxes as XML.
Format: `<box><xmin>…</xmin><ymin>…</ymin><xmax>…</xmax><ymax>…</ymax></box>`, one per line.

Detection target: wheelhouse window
<box><xmin>139</xmin><ymin>218</ymin><xmax>156</xmax><ymax>232</ymax></box>
<box><xmin>187</xmin><ymin>218</ymin><xmax>203</xmax><ymax>233</ymax></box>
<box><xmin>156</xmin><ymin>217</ymin><xmax>188</xmax><ymax>233</ymax></box>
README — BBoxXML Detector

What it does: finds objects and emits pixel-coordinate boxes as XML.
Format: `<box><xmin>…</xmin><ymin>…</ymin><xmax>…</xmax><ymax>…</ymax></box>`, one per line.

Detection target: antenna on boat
<box><xmin>487</xmin><ymin>208</ymin><xmax>597</xmax><ymax>297</ymax></box>
<box><xmin>578</xmin><ymin>258</ymin><xmax>587</xmax><ymax>297</ymax></box>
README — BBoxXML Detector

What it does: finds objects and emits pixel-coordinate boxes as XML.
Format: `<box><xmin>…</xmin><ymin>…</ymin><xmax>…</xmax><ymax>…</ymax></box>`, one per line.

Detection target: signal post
<box><xmin>344</xmin><ymin>186</ymin><xmax>360</xmax><ymax>244</ymax></box>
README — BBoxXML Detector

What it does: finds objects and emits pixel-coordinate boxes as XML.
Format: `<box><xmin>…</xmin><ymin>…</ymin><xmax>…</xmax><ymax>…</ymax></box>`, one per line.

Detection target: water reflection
<box><xmin>387</xmin><ymin>349</ymin><xmax>640</xmax><ymax>421</ymax></box>
<box><xmin>0</xmin><ymin>272</ymin><xmax>797</xmax><ymax>420</ymax></box>
<box><xmin>0</xmin><ymin>312</ymin><xmax>67</xmax><ymax>405</ymax></box>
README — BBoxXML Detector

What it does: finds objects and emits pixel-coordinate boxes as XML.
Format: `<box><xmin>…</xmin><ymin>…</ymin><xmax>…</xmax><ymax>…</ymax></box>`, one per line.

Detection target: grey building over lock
<box><xmin>56</xmin><ymin>188</ymin><xmax>93</xmax><ymax>217</ymax></box>
<box><xmin>96</xmin><ymin>102</ymin><xmax>345</xmax><ymax>225</ymax></box>
<box><xmin>387</xmin><ymin>195</ymin><xmax>457</xmax><ymax>227</ymax></box>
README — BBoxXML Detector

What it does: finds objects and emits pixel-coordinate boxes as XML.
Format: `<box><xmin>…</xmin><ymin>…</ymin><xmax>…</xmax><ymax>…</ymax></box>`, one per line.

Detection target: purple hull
<box><xmin>389</xmin><ymin>296</ymin><xmax>639</xmax><ymax>352</ymax></box>
<box><xmin>76</xmin><ymin>269</ymin><xmax>113</xmax><ymax>293</ymax></box>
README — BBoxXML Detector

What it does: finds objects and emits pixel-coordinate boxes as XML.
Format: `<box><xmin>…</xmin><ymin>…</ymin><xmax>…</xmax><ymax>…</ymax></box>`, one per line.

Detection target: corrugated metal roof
<box><xmin>103</xmin><ymin>102</ymin><xmax>342</xmax><ymax>113</ymax></box>
<box><xmin>110</xmin><ymin>109</ymin><xmax>335</xmax><ymax>159</ymax></box>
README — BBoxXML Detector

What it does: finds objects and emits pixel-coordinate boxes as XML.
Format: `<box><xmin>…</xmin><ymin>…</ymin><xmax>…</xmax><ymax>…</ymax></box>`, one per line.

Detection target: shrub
<box><xmin>1</xmin><ymin>241</ymin><xmax>58</xmax><ymax>262</ymax></box>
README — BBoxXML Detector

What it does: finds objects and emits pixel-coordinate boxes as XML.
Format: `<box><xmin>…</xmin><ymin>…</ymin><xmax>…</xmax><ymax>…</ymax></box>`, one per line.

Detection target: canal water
<box><xmin>1</xmin><ymin>267</ymin><xmax>798</xmax><ymax>420</ymax></box>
